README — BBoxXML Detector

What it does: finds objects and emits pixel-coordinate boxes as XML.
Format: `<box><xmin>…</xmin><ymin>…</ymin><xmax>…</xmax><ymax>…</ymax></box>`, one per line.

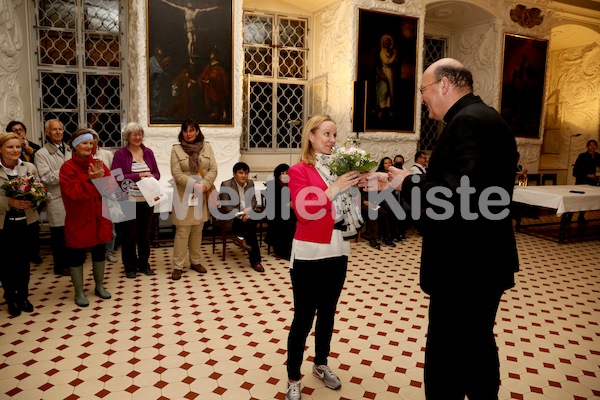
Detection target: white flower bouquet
<box><xmin>328</xmin><ymin>138</ymin><xmax>378</xmax><ymax>176</ymax></box>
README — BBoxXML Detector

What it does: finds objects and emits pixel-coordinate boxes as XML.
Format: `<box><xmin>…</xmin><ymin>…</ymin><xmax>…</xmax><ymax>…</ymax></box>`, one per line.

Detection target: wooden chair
<box><xmin>211</xmin><ymin>214</ymin><xmax>268</xmax><ymax>261</ymax></box>
<box><xmin>150</xmin><ymin>213</ymin><xmax>176</xmax><ymax>247</ymax></box>
<box><xmin>211</xmin><ymin>216</ymin><xmax>232</xmax><ymax>261</ymax></box>
<box><xmin>525</xmin><ymin>173</ymin><xmax>541</xmax><ymax>186</ymax></box>
<box><xmin>542</xmin><ymin>173</ymin><xmax>557</xmax><ymax>185</ymax></box>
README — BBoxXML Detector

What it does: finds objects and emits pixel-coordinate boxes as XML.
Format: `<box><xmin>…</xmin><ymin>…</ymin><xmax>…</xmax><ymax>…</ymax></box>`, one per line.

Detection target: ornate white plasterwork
<box><xmin>0</xmin><ymin>0</ymin><xmax>23</xmax><ymax>126</ymax></box>
<box><xmin>313</xmin><ymin>2</ymin><xmax>353</xmax><ymax>137</ymax></box>
<box><xmin>500</xmin><ymin>1</ymin><xmax>553</xmax><ymax>38</ymax></box>
<box><xmin>455</xmin><ymin>25</ymin><xmax>498</xmax><ymax>106</ymax></box>
<box><xmin>127</xmin><ymin>0</ymin><xmax>143</xmax><ymax>125</ymax></box>
<box><xmin>556</xmin><ymin>41</ymin><xmax>600</xmax><ymax>133</ymax></box>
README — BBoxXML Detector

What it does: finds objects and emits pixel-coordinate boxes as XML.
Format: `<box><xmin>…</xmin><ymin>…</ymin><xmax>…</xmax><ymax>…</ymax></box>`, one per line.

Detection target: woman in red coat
<box><xmin>59</xmin><ymin>129</ymin><xmax>113</xmax><ymax>307</ymax></box>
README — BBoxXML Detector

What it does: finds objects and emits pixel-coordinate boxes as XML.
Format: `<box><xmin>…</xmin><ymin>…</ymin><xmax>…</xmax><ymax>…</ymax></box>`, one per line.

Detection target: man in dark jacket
<box><xmin>573</xmin><ymin>139</ymin><xmax>599</xmax><ymax>185</ymax></box>
<box><xmin>572</xmin><ymin>139</ymin><xmax>599</xmax><ymax>222</ymax></box>
<box><xmin>218</xmin><ymin>162</ymin><xmax>264</xmax><ymax>273</ymax></box>
<box><xmin>415</xmin><ymin>58</ymin><xmax>519</xmax><ymax>399</ymax></box>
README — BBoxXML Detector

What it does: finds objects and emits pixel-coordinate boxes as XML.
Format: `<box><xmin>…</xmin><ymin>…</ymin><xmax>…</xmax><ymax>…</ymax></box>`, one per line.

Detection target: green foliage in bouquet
<box><xmin>328</xmin><ymin>139</ymin><xmax>378</xmax><ymax>176</ymax></box>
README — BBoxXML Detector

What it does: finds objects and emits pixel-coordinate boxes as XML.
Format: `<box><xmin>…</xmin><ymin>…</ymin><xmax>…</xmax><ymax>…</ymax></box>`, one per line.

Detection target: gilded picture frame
<box><xmin>147</xmin><ymin>0</ymin><xmax>233</xmax><ymax>126</ymax></box>
<box><xmin>356</xmin><ymin>9</ymin><xmax>418</xmax><ymax>133</ymax></box>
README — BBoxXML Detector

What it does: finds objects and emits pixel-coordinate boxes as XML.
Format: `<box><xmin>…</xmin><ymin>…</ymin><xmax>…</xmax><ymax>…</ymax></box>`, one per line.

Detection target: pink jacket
<box><xmin>288</xmin><ymin>162</ymin><xmax>335</xmax><ymax>244</ymax></box>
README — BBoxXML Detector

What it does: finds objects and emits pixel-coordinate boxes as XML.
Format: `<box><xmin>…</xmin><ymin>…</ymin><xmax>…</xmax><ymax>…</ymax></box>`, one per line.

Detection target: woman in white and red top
<box><xmin>285</xmin><ymin>115</ymin><xmax>363</xmax><ymax>400</ymax></box>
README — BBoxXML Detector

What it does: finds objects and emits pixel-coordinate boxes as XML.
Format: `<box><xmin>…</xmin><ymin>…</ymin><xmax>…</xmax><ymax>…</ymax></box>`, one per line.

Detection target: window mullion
<box><xmin>272</xmin><ymin>16</ymin><xmax>280</xmax><ymax>149</ymax></box>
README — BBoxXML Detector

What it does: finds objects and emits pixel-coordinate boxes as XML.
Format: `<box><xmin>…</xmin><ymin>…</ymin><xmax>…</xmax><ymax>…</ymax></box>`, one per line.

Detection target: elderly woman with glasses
<box><xmin>111</xmin><ymin>122</ymin><xmax>161</xmax><ymax>279</ymax></box>
<box><xmin>59</xmin><ymin>129</ymin><xmax>113</xmax><ymax>307</ymax></box>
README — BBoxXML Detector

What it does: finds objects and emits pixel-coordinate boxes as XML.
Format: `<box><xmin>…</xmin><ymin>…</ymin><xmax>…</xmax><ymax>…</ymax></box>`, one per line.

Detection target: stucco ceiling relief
<box><xmin>510</xmin><ymin>4</ymin><xmax>544</xmax><ymax>28</ymax></box>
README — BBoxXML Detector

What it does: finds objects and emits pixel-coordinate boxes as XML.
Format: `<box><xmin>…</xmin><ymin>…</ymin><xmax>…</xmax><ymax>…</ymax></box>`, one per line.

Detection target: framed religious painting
<box><xmin>355</xmin><ymin>9</ymin><xmax>418</xmax><ymax>132</ymax></box>
<box><xmin>500</xmin><ymin>33</ymin><xmax>548</xmax><ymax>138</ymax></box>
<box><xmin>147</xmin><ymin>0</ymin><xmax>233</xmax><ymax>126</ymax></box>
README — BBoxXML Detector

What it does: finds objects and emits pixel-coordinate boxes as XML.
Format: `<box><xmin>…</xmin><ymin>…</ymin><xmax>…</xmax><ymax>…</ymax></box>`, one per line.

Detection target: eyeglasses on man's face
<box><xmin>419</xmin><ymin>79</ymin><xmax>441</xmax><ymax>95</ymax></box>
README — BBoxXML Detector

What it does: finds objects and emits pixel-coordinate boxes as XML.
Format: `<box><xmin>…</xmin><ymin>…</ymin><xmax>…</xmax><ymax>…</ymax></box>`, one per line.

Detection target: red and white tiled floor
<box><xmin>1</xmin><ymin>229</ymin><xmax>599</xmax><ymax>399</ymax></box>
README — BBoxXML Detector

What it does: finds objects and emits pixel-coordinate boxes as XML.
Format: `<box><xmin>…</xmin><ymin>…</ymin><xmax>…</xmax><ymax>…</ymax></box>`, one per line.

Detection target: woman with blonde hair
<box><xmin>0</xmin><ymin>133</ymin><xmax>41</xmax><ymax>316</ymax></box>
<box><xmin>285</xmin><ymin>115</ymin><xmax>363</xmax><ymax>399</ymax></box>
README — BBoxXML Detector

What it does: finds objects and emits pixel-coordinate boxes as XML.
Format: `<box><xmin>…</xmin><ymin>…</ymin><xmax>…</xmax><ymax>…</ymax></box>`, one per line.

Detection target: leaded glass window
<box><xmin>35</xmin><ymin>0</ymin><xmax>125</xmax><ymax>147</ymax></box>
<box><xmin>420</xmin><ymin>36</ymin><xmax>446</xmax><ymax>152</ymax></box>
<box><xmin>242</xmin><ymin>11</ymin><xmax>307</xmax><ymax>150</ymax></box>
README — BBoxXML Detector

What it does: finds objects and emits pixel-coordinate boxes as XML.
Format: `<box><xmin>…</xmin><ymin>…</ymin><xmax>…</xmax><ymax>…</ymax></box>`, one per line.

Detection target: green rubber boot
<box><xmin>70</xmin><ymin>266</ymin><xmax>89</xmax><ymax>307</ymax></box>
<box><xmin>92</xmin><ymin>261</ymin><xmax>111</xmax><ymax>300</ymax></box>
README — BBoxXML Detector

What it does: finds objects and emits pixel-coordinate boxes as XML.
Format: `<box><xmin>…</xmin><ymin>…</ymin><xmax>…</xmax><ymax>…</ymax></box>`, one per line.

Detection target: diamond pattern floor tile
<box><xmin>1</xmin><ymin>224</ymin><xmax>599</xmax><ymax>399</ymax></box>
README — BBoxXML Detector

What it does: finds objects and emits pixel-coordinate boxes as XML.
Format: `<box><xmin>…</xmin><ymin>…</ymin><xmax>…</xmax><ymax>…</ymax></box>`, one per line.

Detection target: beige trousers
<box><xmin>172</xmin><ymin>223</ymin><xmax>204</xmax><ymax>269</ymax></box>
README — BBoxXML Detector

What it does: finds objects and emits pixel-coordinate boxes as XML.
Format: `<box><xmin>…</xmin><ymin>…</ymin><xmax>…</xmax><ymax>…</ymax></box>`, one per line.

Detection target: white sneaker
<box><xmin>285</xmin><ymin>380</ymin><xmax>301</xmax><ymax>400</ymax></box>
<box><xmin>312</xmin><ymin>364</ymin><xmax>341</xmax><ymax>389</ymax></box>
<box><xmin>106</xmin><ymin>252</ymin><xmax>117</xmax><ymax>263</ymax></box>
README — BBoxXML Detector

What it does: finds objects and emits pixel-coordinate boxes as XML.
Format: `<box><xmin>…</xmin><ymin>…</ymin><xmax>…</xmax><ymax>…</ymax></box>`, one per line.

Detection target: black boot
<box><xmin>383</xmin><ymin>236</ymin><xmax>396</xmax><ymax>247</ymax></box>
<box><xmin>368</xmin><ymin>239</ymin><xmax>381</xmax><ymax>250</ymax></box>
<box><xmin>7</xmin><ymin>302</ymin><xmax>21</xmax><ymax>317</ymax></box>
<box><xmin>20</xmin><ymin>299</ymin><xmax>34</xmax><ymax>313</ymax></box>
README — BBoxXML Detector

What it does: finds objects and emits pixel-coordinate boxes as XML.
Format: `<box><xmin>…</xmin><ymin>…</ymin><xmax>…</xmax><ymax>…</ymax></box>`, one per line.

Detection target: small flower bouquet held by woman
<box><xmin>328</xmin><ymin>138</ymin><xmax>378</xmax><ymax>176</ymax></box>
<box><xmin>1</xmin><ymin>174</ymin><xmax>48</xmax><ymax>205</ymax></box>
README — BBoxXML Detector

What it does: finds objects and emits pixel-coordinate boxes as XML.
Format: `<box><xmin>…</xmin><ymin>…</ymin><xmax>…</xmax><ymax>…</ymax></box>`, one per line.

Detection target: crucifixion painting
<box><xmin>159</xmin><ymin>0</ymin><xmax>219</xmax><ymax>64</ymax></box>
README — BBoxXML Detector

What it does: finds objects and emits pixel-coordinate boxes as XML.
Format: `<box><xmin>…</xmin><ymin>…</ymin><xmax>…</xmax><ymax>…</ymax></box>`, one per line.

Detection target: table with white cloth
<box><xmin>512</xmin><ymin>184</ymin><xmax>600</xmax><ymax>243</ymax></box>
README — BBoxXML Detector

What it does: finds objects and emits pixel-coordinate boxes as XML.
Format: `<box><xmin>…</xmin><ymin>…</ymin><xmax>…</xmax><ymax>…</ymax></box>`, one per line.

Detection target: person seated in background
<box><xmin>265</xmin><ymin>163</ymin><xmax>296</xmax><ymax>260</ymax></box>
<box><xmin>409</xmin><ymin>151</ymin><xmax>428</xmax><ymax>175</ymax></box>
<box><xmin>572</xmin><ymin>139</ymin><xmax>600</xmax><ymax>223</ymax></box>
<box><xmin>393</xmin><ymin>154</ymin><xmax>407</xmax><ymax>170</ymax></box>
<box><xmin>219</xmin><ymin>162</ymin><xmax>264</xmax><ymax>272</ymax></box>
<box><xmin>360</xmin><ymin>188</ymin><xmax>395</xmax><ymax>249</ymax></box>
<box><xmin>6</xmin><ymin>121</ymin><xmax>43</xmax><ymax>264</ymax></box>
<box><xmin>573</xmin><ymin>139</ymin><xmax>600</xmax><ymax>185</ymax></box>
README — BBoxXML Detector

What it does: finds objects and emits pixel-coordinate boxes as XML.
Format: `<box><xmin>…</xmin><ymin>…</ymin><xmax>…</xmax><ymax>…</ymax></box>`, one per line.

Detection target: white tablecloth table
<box><xmin>512</xmin><ymin>185</ymin><xmax>600</xmax><ymax>217</ymax></box>
<box><xmin>511</xmin><ymin>184</ymin><xmax>600</xmax><ymax>243</ymax></box>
